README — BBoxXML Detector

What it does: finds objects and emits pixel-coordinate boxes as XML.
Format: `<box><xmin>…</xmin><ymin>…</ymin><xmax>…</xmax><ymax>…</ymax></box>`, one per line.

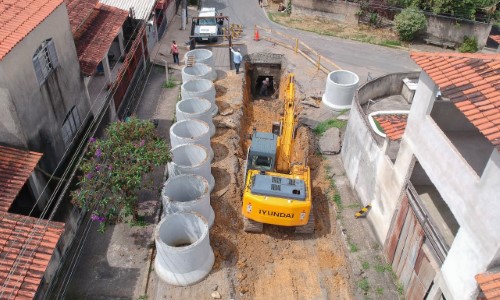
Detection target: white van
<box><xmin>194</xmin><ymin>7</ymin><xmax>220</xmax><ymax>43</ymax></box>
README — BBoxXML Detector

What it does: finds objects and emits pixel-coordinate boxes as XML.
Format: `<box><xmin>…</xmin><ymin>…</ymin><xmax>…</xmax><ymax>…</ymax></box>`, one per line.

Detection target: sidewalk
<box><xmin>63</xmin><ymin>10</ymin><xmax>191</xmax><ymax>300</ymax></box>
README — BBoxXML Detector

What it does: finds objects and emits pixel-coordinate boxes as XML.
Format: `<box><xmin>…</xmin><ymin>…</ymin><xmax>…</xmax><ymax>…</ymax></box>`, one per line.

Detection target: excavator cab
<box><xmin>247</xmin><ymin>131</ymin><xmax>277</xmax><ymax>171</ymax></box>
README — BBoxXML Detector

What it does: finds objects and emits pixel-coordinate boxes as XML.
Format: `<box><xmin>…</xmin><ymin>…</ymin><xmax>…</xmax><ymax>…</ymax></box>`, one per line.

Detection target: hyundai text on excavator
<box><xmin>241</xmin><ymin>74</ymin><xmax>314</xmax><ymax>233</ymax></box>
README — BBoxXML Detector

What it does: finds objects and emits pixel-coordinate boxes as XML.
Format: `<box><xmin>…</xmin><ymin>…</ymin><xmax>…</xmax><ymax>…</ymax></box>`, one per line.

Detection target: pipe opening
<box><xmin>177</xmin><ymin>98</ymin><xmax>211</xmax><ymax>115</ymax></box>
<box><xmin>182</xmin><ymin>79</ymin><xmax>213</xmax><ymax>93</ymax></box>
<box><xmin>171</xmin><ymin>119</ymin><xmax>209</xmax><ymax>139</ymax></box>
<box><xmin>158</xmin><ymin>213</ymin><xmax>206</xmax><ymax>248</ymax></box>
<box><xmin>172</xmin><ymin>144</ymin><xmax>208</xmax><ymax>167</ymax></box>
<box><xmin>163</xmin><ymin>175</ymin><xmax>208</xmax><ymax>202</ymax></box>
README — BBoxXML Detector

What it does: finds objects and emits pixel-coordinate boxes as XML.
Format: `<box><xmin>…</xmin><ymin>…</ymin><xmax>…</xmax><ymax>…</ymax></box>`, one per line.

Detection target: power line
<box><xmin>0</xmin><ymin>20</ymin><xmax>146</xmax><ymax>298</ymax></box>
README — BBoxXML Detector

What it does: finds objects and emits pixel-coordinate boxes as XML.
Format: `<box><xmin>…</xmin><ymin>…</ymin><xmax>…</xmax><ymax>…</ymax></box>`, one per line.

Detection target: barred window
<box><xmin>61</xmin><ymin>106</ymin><xmax>81</xmax><ymax>147</ymax></box>
<box><xmin>33</xmin><ymin>39</ymin><xmax>59</xmax><ymax>85</ymax></box>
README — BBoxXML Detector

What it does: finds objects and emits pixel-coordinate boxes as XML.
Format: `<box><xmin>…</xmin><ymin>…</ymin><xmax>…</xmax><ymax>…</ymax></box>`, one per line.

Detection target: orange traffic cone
<box><xmin>254</xmin><ymin>28</ymin><xmax>260</xmax><ymax>41</ymax></box>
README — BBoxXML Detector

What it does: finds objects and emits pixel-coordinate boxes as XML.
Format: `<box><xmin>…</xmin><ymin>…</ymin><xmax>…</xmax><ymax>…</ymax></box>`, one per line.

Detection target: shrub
<box><xmin>459</xmin><ymin>35</ymin><xmax>478</xmax><ymax>53</ymax></box>
<box><xmin>72</xmin><ymin>117</ymin><xmax>171</xmax><ymax>232</ymax></box>
<box><xmin>394</xmin><ymin>7</ymin><xmax>427</xmax><ymax>41</ymax></box>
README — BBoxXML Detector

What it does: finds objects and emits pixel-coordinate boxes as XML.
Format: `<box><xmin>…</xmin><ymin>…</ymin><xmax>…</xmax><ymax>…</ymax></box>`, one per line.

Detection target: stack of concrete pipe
<box><xmin>154</xmin><ymin>212</ymin><xmax>214</xmax><ymax>286</ymax></box>
<box><xmin>155</xmin><ymin>50</ymin><xmax>221</xmax><ymax>287</ymax></box>
<box><xmin>182</xmin><ymin>63</ymin><xmax>217</xmax><ymax>82</ymax></box>
<box><xmin>183</xmin><ymin>49</ymin><xmax>217</xmax><ymax>80</ymax></box>
<box><xmin>176</xmin><ymin>98</ymin><xmax>216</xmax><ymax>137</ymax></box>
<box><xmin>169</xmin><ymin>119</ymin><xmax>214</xmax><ymax>161</ymax></box>
<box><xmin>181</xmin><ymin>79</ymin><xmax>218</xmax><ymax>117</ymax></box>
<box><xmin>167</xmin><ymin>144</ymin><xmax>215</xmax><ymax>192</ymax></box>
<box><xmin>162</xmin><ymin>174</ymin><xmax>214</xmax><ymax>226</ymax></box>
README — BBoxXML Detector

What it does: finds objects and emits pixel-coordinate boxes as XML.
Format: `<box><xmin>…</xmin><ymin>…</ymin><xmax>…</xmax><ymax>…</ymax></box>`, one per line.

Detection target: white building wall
<box><xmin>342</xmin><ymin>101</ymin><xmax>410</xmax><ymax>243</ymax></box>
<box><xmin>405</xmin><ymin>71</ymin><xmax>500</xmax><ymax>299</ymax></box>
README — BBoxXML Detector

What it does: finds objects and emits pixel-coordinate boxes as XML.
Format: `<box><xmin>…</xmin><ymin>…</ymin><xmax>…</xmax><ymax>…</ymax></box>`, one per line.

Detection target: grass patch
<box><xmin>138</xmin><ymin>295</ymin><xmax>148</xmax><ymax>300</ymax></box>
<box><xmin>397</xmin><ymin>282</ymin><xmax>404</xmax><ymax>296</ymax></box>
<box><xmin>163</xmin><ymin>79</ymin><xmax>177</xmax><ymax>88</ymax></box>
<box><xmin>357</xmin><ymin>278</ymin><xmax>370</xmax><ymax>292</ymax></box>
<box><xmin>362</xmin><ymin>261</ymin><xmax>370</xmax><ymax>270</ymax></box>
<box><xmin>313</xmin><ymin>118</ymin><xmax>347</xmax><ymax>135</ymax></box>
<box><xmin>380</xmin><ymin>40</ymin><xmax>402</xmax><ymax>47</ymax></box>
<box><xmin>129</xmin><ymin>215</ymin><xmax>148</xmax><ymax>227</ymax></box>
<box><xmin>376</xmin><ymin>287</ymin><xmax>384</xmax><ymax>295</ymax></box>
<box><xmin>372</xmin><ymin>118</ymin><xmax>385</xmax><ymax>134</ymax></box>
<box><xmin>374</xmin><ymin>263</ymin><xmax>392</xmax><ymax>273</ymax></box>
<box><xmin>346</xmin><ymin>203</ymin><xmax>361</xmax><ymax>209</ymax></box>
<box><xmin>333</xmin><ymin>193</ymin><xmax>342</xmax><ymax>210</ymax></box>
<box><xmin>348</xmin><ymin>240</ymin><xmax>358</xmax><ymax>252</ymax></box>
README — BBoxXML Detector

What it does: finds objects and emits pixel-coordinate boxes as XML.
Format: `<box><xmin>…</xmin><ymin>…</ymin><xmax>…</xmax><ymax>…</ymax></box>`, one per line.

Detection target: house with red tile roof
<box><xmin>0</xmin><ymin>0</ymin><xmax>92</xmax><ymax>181</ymax></box>
<box><xmin>341</xmin><ymin>52</ymin><xmax>500</xmax><ymax>299</ymax></box>
<box><xmin>0</xmin><ymin>145</ymin><xmax>65</xmax><ymax>298</ymax></box>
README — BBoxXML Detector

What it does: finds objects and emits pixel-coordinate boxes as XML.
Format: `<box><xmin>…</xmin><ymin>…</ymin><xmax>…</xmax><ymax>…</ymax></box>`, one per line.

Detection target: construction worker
<box><xmin>230</xmin><ymin>47</ymin><xmax>243</xmax><ymax>74</ymax></box>
<box><xmin>260</xmin><ymin>78</ymin><xmax>270</xmax><ymax>96</ymax></box>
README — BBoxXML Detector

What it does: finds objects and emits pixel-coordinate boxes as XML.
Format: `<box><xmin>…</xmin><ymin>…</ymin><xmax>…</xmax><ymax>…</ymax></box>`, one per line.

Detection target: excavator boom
<box><xmin>276</xmin><ymin>74</ymin><xmax>296</xmax><ymax>173</ymax></box>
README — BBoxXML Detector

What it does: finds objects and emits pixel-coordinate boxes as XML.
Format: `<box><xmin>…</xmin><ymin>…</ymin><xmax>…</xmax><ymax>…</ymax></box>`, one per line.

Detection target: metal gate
<box><xmin>385</xmin><ymin>195</ymin><xmax>439</xmax><ymax>299</ymax></box>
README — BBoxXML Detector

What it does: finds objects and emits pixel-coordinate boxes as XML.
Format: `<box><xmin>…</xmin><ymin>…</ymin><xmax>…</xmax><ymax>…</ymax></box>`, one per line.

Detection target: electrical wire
<box><xmin>0</xmin><ymin>20</ymin><xmax>146</xmax><ymax>298</ymax></box>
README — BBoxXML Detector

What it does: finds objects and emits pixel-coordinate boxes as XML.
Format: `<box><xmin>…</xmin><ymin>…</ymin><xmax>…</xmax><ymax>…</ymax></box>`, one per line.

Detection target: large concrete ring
<box><xmin>154</xmin><ymin>212</ymin><xmax>215</xmax><ymax>286</ymax></box>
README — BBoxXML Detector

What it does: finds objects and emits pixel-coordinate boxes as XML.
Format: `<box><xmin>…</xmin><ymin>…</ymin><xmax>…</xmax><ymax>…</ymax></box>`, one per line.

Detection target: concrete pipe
<box><xmin>162</xmin><ymin>173</ymin><xmax>214</xmax><ymax>226</ymax></box>
<box><xmin>322</xmin><ymin>70</ymin><xmax>360</xmax><ymax>111</ymax></box>
<box><xmin>170</xmin><ymin>119</ymin><xmax>214</xmax><ymax>161</ymax></box>
<box><xmin>184</xmin><ymin>49</ymin><xmax>214</xmax><ymax>67</ymax></box>
<box><xmin>181</xmin><ymin>79</ymin><xmax>218</xmax><ymax>116</ymax></box>
<box><xmin>168</xmin><ymin>144</ymin><xmax>215</xmax><ymax>193</ymax></box>
<box><xmin>182</xmin><ymin>63</ymin><xmax>217</xmax><ymax>82</ymax></box>
<box><xmin>176</xmin><ymin>98</ymin><xmax>216</xmax><ymax>137</ymax></box>
<box><xmin>154</xmin><ymin>212</ymin><xmax>215</xmax><ymax>286</ymax></box>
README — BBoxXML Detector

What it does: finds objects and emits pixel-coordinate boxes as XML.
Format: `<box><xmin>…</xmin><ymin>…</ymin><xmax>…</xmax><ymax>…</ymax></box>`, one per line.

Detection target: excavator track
<box><xmin>294</xmin><ymin>208</ymin><xmax>315</xmax><ymax>234</ymax></box>
<box><xmin>243</xmin><ymin>217</ymin><xmax>264</xmax><ymax>233</ymax></box>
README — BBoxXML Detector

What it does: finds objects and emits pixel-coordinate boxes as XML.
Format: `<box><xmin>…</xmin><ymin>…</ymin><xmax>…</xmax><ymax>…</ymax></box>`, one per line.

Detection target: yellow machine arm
<box><xmin>275</xmin><ymin>74</ymin><xmax>296</xmax><ymax>173</ymax></box>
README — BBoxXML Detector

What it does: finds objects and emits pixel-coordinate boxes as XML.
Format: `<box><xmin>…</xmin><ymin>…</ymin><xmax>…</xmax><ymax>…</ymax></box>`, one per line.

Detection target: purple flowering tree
<box><xmin>71</xmin><ymin>117</ymin><xmax>170</xmax><ymax>232</ymax></box>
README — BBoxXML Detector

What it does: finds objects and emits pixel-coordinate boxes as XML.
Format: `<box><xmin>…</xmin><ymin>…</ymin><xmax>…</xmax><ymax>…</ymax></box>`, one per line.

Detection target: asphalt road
<box><xmin>201</xmin><ymin>0</ymin><xmax>419</xmax><ymax>81</ymax></box>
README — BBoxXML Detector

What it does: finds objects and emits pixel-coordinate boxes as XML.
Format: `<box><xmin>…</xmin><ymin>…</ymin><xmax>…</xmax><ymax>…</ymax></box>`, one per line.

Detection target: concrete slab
<box><xmin>319</xmin><ymin>127</ymin><xmax>341</xmax><ymax>155</ymax></box>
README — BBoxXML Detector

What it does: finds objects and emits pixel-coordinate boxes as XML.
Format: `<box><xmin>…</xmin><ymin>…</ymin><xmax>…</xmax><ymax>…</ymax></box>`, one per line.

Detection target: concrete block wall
<box><xmin>292</xmin><ymin>0</ymin><xmax>360</xmax><ymax>24</ymax></box>
<box><xmin>426</xmin><ymin>15</ymin><xmax>492</xmax><ymax>49</ymax></box>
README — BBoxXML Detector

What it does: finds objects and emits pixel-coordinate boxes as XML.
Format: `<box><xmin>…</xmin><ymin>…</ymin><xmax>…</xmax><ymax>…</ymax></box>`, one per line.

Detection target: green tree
<box><xmin>72</xmin><ymin>117</ymin><xmax>171</xmax><ymax>232</ymax></box>
<box><xmin>394</xmin><ymin>7</ymin><xmax>427</xmax><ymax>41</ymax></box>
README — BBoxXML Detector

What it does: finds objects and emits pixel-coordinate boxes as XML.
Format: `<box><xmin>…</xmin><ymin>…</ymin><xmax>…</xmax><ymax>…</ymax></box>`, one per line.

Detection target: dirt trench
<box><xmin>207</xmin><ymin>62</ymin><xmax>354</xmax><ymax>299</ymax></box>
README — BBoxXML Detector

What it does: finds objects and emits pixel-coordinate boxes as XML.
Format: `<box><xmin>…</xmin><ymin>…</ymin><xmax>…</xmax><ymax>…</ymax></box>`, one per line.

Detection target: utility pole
<box><xmin>181</xmin><ymin>0</ymin><xmax>187</xmax><ymax>30</ymax></box>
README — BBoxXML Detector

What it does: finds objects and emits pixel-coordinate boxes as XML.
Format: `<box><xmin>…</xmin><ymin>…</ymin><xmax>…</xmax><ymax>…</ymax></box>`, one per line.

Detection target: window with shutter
<box><xmin>32</xmin><ymin>38</ymin><xmax>59</xmax><ymax>86</ymax></box>
<box><xmin>61</xmin><ymin>106</ymin><xmax>81</xmax><ymax>147</ymax></box>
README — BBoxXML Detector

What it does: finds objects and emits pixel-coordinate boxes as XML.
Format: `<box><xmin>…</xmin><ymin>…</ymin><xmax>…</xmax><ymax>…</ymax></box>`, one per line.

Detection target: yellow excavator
<box><xmin>242</xmin><ymin>74</ymin><xmax>314</xmax><ymax>233</ymax></box>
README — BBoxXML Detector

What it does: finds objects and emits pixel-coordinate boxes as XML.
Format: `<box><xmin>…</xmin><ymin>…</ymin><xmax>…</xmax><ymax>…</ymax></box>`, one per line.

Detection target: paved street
<box><xmin>203</xmin><ymin>0</ymin><xmax>418</xmax><ymax>82</ymax></box>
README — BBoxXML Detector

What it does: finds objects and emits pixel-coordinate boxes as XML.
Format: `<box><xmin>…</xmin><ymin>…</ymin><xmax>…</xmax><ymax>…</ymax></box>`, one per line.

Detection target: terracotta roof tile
<box><xmin>0</xmin><ymin>0</ymin><xmax>63</xmax><ymax>60</ymax></box>
<box><xmin>0</xmin><ymin>146</ymin><xmax>42</xmax><ymax>213</ymax></box>
<box><xmin>476</xmin><ymin>272</ymin><xmax>500</xmax><ymax>299</ymax></box>
<box><xmin>373</xmin><ymin>114</ymin><xmax>408</xmax><ymax>141</ymax></box>
<box><xmin>64</xmin><ymin>0</ymin><xmax>99</xmax><ymax>34</ymax></box>
<box><xmin>411</xmin><ymin>52</ymin><xmax>500</xmax><ymax>151</ymax></box>
<box><xmin>74</xmin><ymin>4</ymin><xmax>128</xmax><ymax>76</ymax></box>
<box><xmin>0</xmin><ymin>212</ymin><xmax>64</xmax><ymax>298</ymax></box>
<box><xmin>489</xmin><ymin>35</ymin><xmax>500</xmax><ymax>45</ymax></box>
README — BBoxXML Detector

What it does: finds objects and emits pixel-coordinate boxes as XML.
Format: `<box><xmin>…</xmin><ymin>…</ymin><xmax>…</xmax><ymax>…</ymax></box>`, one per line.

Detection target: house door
<box><xmin>146</xmin><ymin>22</ymin><xmax>157</xmax><ymax>54</ymax></box>
<box><xmin>385</xmin><ymin>195</ymin><xmax>438</xmax><ymax>299</ymax></box>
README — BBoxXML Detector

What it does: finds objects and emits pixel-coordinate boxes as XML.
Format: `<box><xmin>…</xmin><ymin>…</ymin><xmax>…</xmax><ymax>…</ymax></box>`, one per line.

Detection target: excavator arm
<box><xmin>275</xmin><ymin>74</ymin><xmax>297</xmax><ymax>173</ymax></box>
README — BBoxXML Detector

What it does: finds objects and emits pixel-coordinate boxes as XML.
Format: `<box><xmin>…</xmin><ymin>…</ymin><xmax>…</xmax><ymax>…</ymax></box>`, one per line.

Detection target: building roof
<box><xmin>65</xmin><ymin>0</ymin><xmax>99</xmax><ymax>34</ymax></box>
<box><xmin>74</xmin><ymin>3</ymin><xmax>128</xmax><ymax>76</ymax></box>
<box><xmin>99</xmin><ymin>0</ymin><xmax>156</xmax><ymax>20</ymax></box>
<box><xmin>0</xmin><ymin>146</ymin><xmax>43</xmax><ymax>213</ymax></box>
<box><xmin>373</xmin><ymin>114</ymin><xmax>408</xmax><ymax>141</ymax></box>
<box><xmin>0</xmin><ymin>212</ymin><xmax>64</xmax><ymax>298</ymax></box>
<box><xmin>476</xmin><ymin>271</ymin><xmax>500</xmax><ymax>299</ymax></box>
<box><xmin>0</xmin><ymin>0</ymin><xmax>63</xmax><ymax>61</ymax></box>
<box><xmin>411</xmin><ymin>52</ymin><xmax>500</xmax><ymax>150</ymax></box>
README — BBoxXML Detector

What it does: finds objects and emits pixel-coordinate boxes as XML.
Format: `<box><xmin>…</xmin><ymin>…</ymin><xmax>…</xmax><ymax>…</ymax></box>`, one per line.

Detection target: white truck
<box><xmin>194</xmin><ymin>7</ymin><xmax>220</xmax><ymax>43</ymax></box>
